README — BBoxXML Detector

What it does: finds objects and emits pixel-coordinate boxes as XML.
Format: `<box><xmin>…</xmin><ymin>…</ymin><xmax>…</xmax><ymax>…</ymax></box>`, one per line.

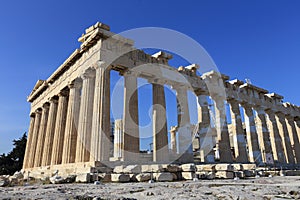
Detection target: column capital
<box><xmin>58</xmin><ymin>89</ymin><xmax>69</xmax><ymax>97</ymax></box>
<box><xmin>68</xmin><ymin>79</ymin><xmax>82</xmax><ymax>89</ymax></box>
<box><xmin>81</xmin><ymin>68</ymin><xmax>96</xmax><ymax>80</ymax></box>
<box><xmin>42</xmin><ymin>103</ymin><xmax>50</xmax><ymax>110</ymax></box>
<box><xmin>49</xmin><ymin>96</ymin><xmax>58</xmax><ymax>104</ymax></box>
<box><xmin>94</xmin><ymin>60</ymin><xmax>111</xmax><ymax>70</ymax></box>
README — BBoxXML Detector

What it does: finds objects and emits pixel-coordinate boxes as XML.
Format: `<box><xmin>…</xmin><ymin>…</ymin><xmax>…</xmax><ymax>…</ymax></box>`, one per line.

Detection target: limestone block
<box><xmin>97</xmin><ymin>173</ymin><xmax>111</xmax><ymax>182</ymax></box>
<box><xmin>235</xmin><ymin>171</ymin><xmax>245</xmax><ymax>179</ymax></box>
<box><xmin>75</xmin><ymin>173</ymin><xmax>91</xmax><ymax>183</ymax></box>
<box><xmin>136</xmin><ymin>173</ymin><xmax>151</xmax><ymax>182</ymax></box>
<box><xmin>206</xmin><ymin>172</ymin><xmax>216</xmax><ymax>180</ymax></box>
<box><xmin>231</xmin><ymin>164</ymin><xmax>244</xmax><ymax>171</ymax></box>
<box><xmin>123</xmin><ymin>165</ymin><xmax>141</xmax><ymax>174</ymax></box>
<box><xmin>181</xmin><ymin>172</ymin><xmax>195</xmax><ymax>180</ymax></box>
<box><xmin>111</xmin><ymin>174</ymin><xmax>130</xmax><ymax>182</ymax></box>
<box><xmin>141</xmin><ymin>164</ymin><xmax>164</xmax><ymax>173</ymax></box>
<box><xmin>12</xmin><ymin>171</ymin><xmax>24</xmax><ymax>179</ymax></box>
<box><xmin>165</xmin><ymin>164</ymin><xmax>181</xmax><ymax>172</ymax></box>
<box><xmin>113</xmin><ymin>165</ymin><xmax>125</xmax><ymax>173</ymax></box>
<box><xmin>50</xmin><ymin>175</ymin><xmax>65</xmax><ymax>184</ymax></box>
<box><xmin>285</xmin><ymin>170</ymin><xmax>300</xmax><ymax>176</ymax></box>
<box><xmin>215</xmin><ymin>164</ymin><xmax>234</xmax><ymax>172</ymax></box>
<box><xmin>196</xmin><ymin>171</ymin><xmax>207</xmax><ymax>179</ymax></box>
<box><xmin>129</xmin><ymin>174</ymin><xmax>137</xmax><ymax>182</ymax></box>
<box><xmin>154</xmin><ymin>172</ymin><xmax>173</xmax><ymax>182</ymax></box>
<box><xmin>196</xmin><ymin>164</ymin><xmax>216</xmax><ymax>172</ymax></box>
<box><xmin>64</xmin><ymin>175</ymin><xmax>76</xmax><ymax>183</ymax></box>
<box><xmin>0</xmin><ymin>176</ymin><xmax>9</xmax><ymax>187</ymax></box>
<box><xmin>172</xmin><ymin>173</ymin><xmax>178</xmax><ymax>180</ymax></box>
<box><xmin>244</xmin><ymin>170</ymin><xmax>256</xmax><ymax>177</ymax></box>
<box><xmin>242</xmin><ymin>164</ymin><xmax>257</xmax><ymax>170</ymax></box>
<box><xmin>181</xmin><ymin>163</ymin><xmax>196</xmax><ymax>172</ymax></box>
<box><xmin>215</xmin><ymin>171</ymin><xmax>234</xmax><ymax>179</ymax></box>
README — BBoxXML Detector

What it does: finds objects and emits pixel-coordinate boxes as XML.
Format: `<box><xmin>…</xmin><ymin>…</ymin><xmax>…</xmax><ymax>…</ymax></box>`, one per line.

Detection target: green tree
<box><xmin>0</xmin><ymin>133</ymin><xmax>27</xmax><ymax>175</ymax></box>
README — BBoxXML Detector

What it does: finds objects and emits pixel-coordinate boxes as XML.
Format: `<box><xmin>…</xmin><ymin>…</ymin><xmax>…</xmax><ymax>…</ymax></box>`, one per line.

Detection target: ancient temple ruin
<box><xmin>23</xmin><ymin>22</ymin><xmax>300</xmax><ymax>178</ymax></box>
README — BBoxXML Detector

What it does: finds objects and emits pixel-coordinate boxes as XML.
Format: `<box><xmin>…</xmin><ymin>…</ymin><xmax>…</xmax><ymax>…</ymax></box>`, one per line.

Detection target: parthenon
<box><xmin>23</xmin><ymin>22</ymin><xmax>300</xmax><ymax>178</ymax></box>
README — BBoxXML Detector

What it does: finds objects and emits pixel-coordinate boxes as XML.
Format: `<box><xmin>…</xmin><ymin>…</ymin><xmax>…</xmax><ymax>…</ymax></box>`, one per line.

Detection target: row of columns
<box><xmin>193</xmin><ymin>94</ymin><xmax>300</xmax><ymax>165</ymax></box>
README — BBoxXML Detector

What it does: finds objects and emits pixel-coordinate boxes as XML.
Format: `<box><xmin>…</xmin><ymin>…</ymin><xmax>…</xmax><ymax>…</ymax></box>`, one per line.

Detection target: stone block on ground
<box><xmin>113</xmin><ymin>165</ymin><xmax>125</xmax><ymax>173</ymax></box>
<box><xmin>154</xmin><ymin>172</ymin><xmax>173</xmax><ymax>182</ymax></box>
<box><xmin>231</xmin><ymin>164</ymin><xmax>244</xmax><ymax>171</ymax></box>
<box><xmin>181</xmin><ymin>163</ymin><xmax>196</xmax><ymax>172</ymax></box>
<box><xmin>206</xmin><ymin>172</ymin><xmax>216</xmax><ymax>180</ymax></box>
<box><xmin>123</xmin><ymin>165</ymin><xmax>141</xmax><ymax>174</ymax></box>
<box><xmin>244</xmin><ymin>170</ymin><xmax>256</xmax><ymax>177</ymax></box>
<box><xmin>242</xmin><ymin>164</ymin><xmax>257</xmax><ymax>170</ymax></box>
<box><xmin>50</xmin><ymin>175</ymin><xmax>65</xmax><ymax>184</ymax></box>
<box><xmin>141</xmin><ymin>164</ymin><xmax>164</xmax><ymax>173</ymax></box>
<box><xmin>181</xmin><ymin>172</ymin><xmax>195</xmax><ymax>180</ymax></box>
<box><xmin>196</xmin><ymin>164</ymin><xmax>216</xmax><ymax>172</ymax></box>
<box><xmin>136</xmin><ymin>173</ymin><xmax>151</xmax><ymax>182</ymax></box>
<box><xmin>165</xmin><ymin>164</ymin><xmax>181</xmax><ymax>172</ymax></box>
<box><xmin>111</xmin><ymin>174</ymin><xmax>130</xmax><ymax>182</ymax></box>
<box><xmin>215</xmin><ymin>164</ymin><xmax>234</xmax><ymax>172</ymax></box>
<box><xmin>215</xmin><ymin>171</ymin><xmax>234</xmax><ymax>179</ymax></box>
<box><xmin>12</xmin><ymin>171</ymin><xmax>24</xmax><ymax>179</ymax></box>
<box><xmin>0</xmin><ymin>176</ymin><xmax>9</xmax><ymax>187</ymax></box>
<box><xmin>97</xmin><ymin>173</ymin><xmax>111</xmax><ymax>182</ymax></box>
<box><xmin>285</xmin><ymin>170</ymin><xmax>300</xmax><ymax>176</ymax></box>
<box><xmin>76</xmin><ymin>173</ymin><xmax>91</xmax><ymax>183</ymax></box>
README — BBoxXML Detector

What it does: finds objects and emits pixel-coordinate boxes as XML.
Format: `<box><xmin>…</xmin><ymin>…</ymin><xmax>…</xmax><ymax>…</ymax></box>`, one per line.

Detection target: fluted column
<box><xmin>27</xmin><ymin>110</ymin><xmax>42</xmax><ymax>168</ymax></box>
<box><xmin>114</xmin><ymin>119</ymin><xmax>123</xmax><ymax>158</ymax></box>
<box><xmin>41</xmin><ymin>98</ymin><xmax>58</xmax><ymax>166</ymax></box>
<box><xmin>90</xmin><ymin>62</ymin><xmax>111</xmax><ymax>162</ymax></box>
<box><xmin>34</xmin><ymin>104</ymin><xmax>49</xmax><ymax>167</ymax></box>
<box><xmin>213</xmin><ymin>97</ymin><xmax>233</xmax><ymax>162</ymax></box>
<box><xmin>51</xmin><ymin>90</ymin><xmax>69</xmax><ymax>165</ymax></box>
<box><xmin>275</xmin><ymin>112</ymin><xmax>295</xmax><ymax>164</ymax></box>
<box><xmin>23</xmin><ymin>114</ymin><xmax>35</xmax><ymax>169</ymax></box>
<box><xmin>243</xmin><ymin>104</ymin><xmax>262</xmax><ymax>164</ymax></box>
<box><xmin>75</xmin><ymin>69</ymin><xmax>95</xmax><ymax>163</ymax></box>
<box><xmin>152</xmin><ymin>83</ymin><xmax>169</xmax><ymax>162</ymax></box>
<box><xmin>286</xmin><ymin>115</ymin><xmax>300</xmax><ymax>164</ymax></box>
<box><xmin>62</xmin><ymin>80</ymin><xmax>82</xmax><ymax>164</ymax></box>
<box><xmin>122</xmin><ymin>71</ymin><xmax>140</xmax><ymax>161</ymax></box>
<box><xmin>255</xmin><ymin>107</ymin><xmax>273</xmax><ymax>164</ymax></box>
<box><xmin>176</xmin><ymin>87</ymin><xmax>194</xmax><ymax>163</ymax></box>
<box><xmin>266</xmin><ymin>110</ymin><xmax>285</xmax><ymax>163</ymax></box>
<box><xmin>228</xmin><ymin>99</ymin><xmax>248</xmax><ymax>163</ymax></box>
<box><xmin>197</xmin><ymin>94</ymin><xmax>215</xmax><ymax>163</ymax></box>
<box><xmin>170</xmin><ymin>126</ymin><xmax>177</xmax><ymax>154</ymax></box>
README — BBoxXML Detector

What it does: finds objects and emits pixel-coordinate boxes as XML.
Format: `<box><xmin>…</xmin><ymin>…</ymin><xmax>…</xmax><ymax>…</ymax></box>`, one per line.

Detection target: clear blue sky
<box><xmin>0</xmin><ymin>0</ymin><xmax>300</xmax><ymax>154</ymax></box>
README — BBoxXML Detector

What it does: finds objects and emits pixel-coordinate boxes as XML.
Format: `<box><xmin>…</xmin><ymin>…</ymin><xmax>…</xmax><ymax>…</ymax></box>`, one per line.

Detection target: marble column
<box><xmin>243</xmin><ymin>104</ymin><xmax>262</xmax><ymax>164</ymax></box>
<box><xmin>286</xmin><ymin>115</ymin><xmax>300</xmax><ymax>164</ymax></box>
<box><xmin>122</xmin><ymin>71</ymin><xmax>140</xmax><ymax>161</ymax></box>
<box><xmin>114</xmin><ymin>119</ymin><xmax>123</xmax><ymax>159</ymax></box>
<box><xmin>255</xmin><ymin>107</ymin><xmax>273</xmax><ymax>164</ymax></box>
<box><xmin>176</xmin><ymin>87</ymin><xmax>194</xmax><ymax>163</ymax></box>
<box><xmin>51</xmin><ymin>90</ymin><xmax>69</xmax><ymax>165</ymax></box>
<box><xmin>75</xmin><ymin>69</ymin><xmax>95</xmax><ymax>163</ymax></box>
<box><xmin>152</xmin><ymin>83</ymin><xmax>169</xmax><ymax>162</ymax></box>
<box><xmin>62</xmin><ymin>80</ymin><xmax>82</xmax><ymax>164</ymax></box>
<box><xmin>275</xmin><ymin>112</ymin><xmax>294</xmax><ymax>164</ymax></box>
<box><xmin>27</xmin><ymin>109</ymin><xmax>42</xmax><ymax>168</ymax></box>
<box><xmin>90</xmin><ymin>62</ymin><xmax>111</xmax><ymax>162</ymax></box>
<box><xmin>197</xmin><ymin>94</ymin><xmax>215</xmax><ymax>163</ymax></box>
<box><xmin>295</xmin><ymin>117</ymin><xmax>300</xmax><ymax>151</ymax></box>
<box><xmin>228</xmin><ymin>99</ymin><xmax>248</xmax><ymax>163</ymax></box>
<box><xmin>170</xmin><ymin>126</ymin><xmax>177</xmax><ymax>154</ymax></box>
<box><xmin>34</xmin><ymin>104</ymin><xmax>49</xmax><ymax>167</ymax></box>
<box><xmin>41</xmin><ymin>97</ymin><xmax>58</xmax><ymax>166</ymax></box>
<box><xmin>23</xmin><ymin>114</ymin><xmax>35</xmax><ymax>169</ymax></box>
<box><xmin>266</xmin><ymin>110</ymin><xmax>285</xmax><ymax>163</ymax></box>
<box><xmin>213</xmin><ymin>97</ymin><xmax>233</xmax><ymax>162</ymax></box>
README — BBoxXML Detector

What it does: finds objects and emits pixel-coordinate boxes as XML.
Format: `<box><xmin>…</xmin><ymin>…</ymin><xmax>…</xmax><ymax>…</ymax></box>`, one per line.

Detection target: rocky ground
<box><xmin>1</xmin><ymin>176</ymin><xmax>300</xmax><ymax>200</ymax></box>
